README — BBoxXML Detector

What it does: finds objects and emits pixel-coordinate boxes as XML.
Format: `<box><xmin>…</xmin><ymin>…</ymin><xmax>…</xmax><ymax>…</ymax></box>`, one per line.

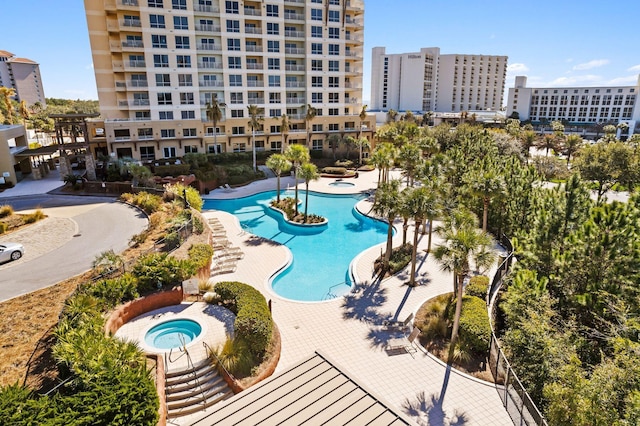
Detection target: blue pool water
<box><xmin>145</xmin><ymin>319</ymin><xmax>202</xmax><ymax>350</ymax></box>
<box><xmin>204</xmin><ymin>190</ymin><xmax>387</xmax><ymax>301</ymax></box>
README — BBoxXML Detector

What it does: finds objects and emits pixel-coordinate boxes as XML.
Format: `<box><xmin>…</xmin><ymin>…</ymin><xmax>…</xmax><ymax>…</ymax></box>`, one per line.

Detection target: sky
<box><xmin>1</xmin><ymin>0</ymin><xmax>639</xmax><ymax>103</ymax></box>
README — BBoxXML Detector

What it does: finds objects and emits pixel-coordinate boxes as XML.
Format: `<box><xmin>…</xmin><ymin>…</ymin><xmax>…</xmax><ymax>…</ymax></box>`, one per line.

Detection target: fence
<box><xmin>487</xmin><ymin>236</ymin><xmax>548</xmax><ymax>426</ymax></box>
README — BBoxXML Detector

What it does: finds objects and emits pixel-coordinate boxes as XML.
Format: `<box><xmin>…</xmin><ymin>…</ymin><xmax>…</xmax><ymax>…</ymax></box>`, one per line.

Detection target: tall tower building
<box><xmin>371</xmin><ymin>46</ymin><xmax>507</xmax><ymax>114</ymax></box>
<box><xmin>0</xmin><ymin>50</ymin><xmax>47</xmax><ymax>107</ymax></box>
<box><xmin>84</xmin><ymin>0</ymin><xmax>368</xmax><ymax>161</ymax></box>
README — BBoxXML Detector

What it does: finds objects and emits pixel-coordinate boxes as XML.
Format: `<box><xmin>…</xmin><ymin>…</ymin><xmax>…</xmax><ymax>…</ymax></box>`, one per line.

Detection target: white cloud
<box><xmin>507</xmin><ymin>63</ymin><xmax>529</xmax><ymax>73</ymax></box>
<box><xmin>627</xmin><ymin>64</ymin><xmax>640</xmax><ymax>72</ymax></box>
<box><xmin>546</xmin><ymin>75</ymin><xmax>601</xmax><ymax>86</ymax></box>
<box><xmin>572</xmin><ymin>59</ymin><xmax>609</xmax><ymax>71</ymax></box>
<box><xmin>606</xmin><ymin>75</ymin><xmax>639</xmax><ymax>85</ymax></box>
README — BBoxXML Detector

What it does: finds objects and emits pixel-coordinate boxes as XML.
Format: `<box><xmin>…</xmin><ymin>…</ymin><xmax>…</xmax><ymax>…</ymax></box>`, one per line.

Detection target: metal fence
<box><xmin>487</xmin><ymin>236</ymin><xmax>549</xmax><ymax>426</ymax></box>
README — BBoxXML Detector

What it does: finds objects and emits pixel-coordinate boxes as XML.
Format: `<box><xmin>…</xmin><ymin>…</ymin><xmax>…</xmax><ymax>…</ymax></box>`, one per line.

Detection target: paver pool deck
<box><xmin>176</xmin><ymin>169</ymin><xmax>513</xmax><ymax>426</ymax></box>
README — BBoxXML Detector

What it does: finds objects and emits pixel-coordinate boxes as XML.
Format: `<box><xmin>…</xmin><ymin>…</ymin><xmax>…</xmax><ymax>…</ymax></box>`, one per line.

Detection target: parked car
<box><xmin>0</xmin><ymin>242</ymin><xmax>24</xmax><ymax>263</ymax></box>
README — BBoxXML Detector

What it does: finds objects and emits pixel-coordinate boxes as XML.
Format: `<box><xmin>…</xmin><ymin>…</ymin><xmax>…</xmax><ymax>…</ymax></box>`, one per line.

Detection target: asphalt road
<box><xmin>0</xmin><ymin>195</ymin><xmax>148</xmax><ymax>302</ymax></box>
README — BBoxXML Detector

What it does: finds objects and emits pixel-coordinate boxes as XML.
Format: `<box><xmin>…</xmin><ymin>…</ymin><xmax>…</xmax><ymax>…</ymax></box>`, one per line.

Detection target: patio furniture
<box><xmin>386</xmin><ymin>326</ymin><xmax>421</xmax><ymax>357</ymax></box>
<box><xmin>382</xmin><ymin>312</ymin><xmax>414</xmax><ymax>332</ymax></box>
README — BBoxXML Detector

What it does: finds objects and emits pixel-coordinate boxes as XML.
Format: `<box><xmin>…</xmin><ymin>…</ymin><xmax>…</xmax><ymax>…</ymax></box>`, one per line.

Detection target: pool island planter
<box><xmin>268</xmin><ymin>202</ymin><xmax>328</xmax><ymax>228</ymax></box>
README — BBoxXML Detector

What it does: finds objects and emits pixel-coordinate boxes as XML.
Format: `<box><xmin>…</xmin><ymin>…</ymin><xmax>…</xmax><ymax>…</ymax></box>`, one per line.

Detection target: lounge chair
<box><xmin>212</xmin><ymin>239</ymin><xmax>230</xmax><ymax>249</ymax></box>
<box><xmin>210</xmin><ymin>263</ymin><xmax>237</xmax><ymax>276</ymax></box>
<box><xmin>386</xmin><ymin>326</ymin><xmax>421</xmax><ymax>357</ymax></box>
<box><xmin>215</xmin><ymin>247</ymin><xmax>244</xmax><ymax>259</ymax></box>
<box><xmin>382</xmin><ymin>312</ymin><xmax>414</xmax><ymax>332</ymax></box>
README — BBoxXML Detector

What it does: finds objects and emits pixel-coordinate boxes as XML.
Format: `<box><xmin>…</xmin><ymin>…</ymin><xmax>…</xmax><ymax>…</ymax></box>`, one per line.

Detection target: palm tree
<box><xmin>464</xmin><ymin>163</ymin><xmax>505</xmax><ymax>232</ymax></box>
<box><xmin>298</xmin><ymin>162</ymin><xmax>319</xmax><ymax>223</ymax></box>
<box><xmin>563</xmin><ymin>134</ymin><xmax>583</xmax><ymax>165</ymax></box>
<box><xmin>355</xmin><ymin>137</ymin><xmax>370</xmax><ymax>166</ymax></box>
<box><xmin>206</xmin><ymin>95</ymin><xmax>226</xmax><ymax>153</ymax></box>
<box><xmin>285</xmin><ymin>144</ymin><xmax>310</xmax><ymax>216</ymax></box>
<box><xmin>358</xmin><ymin>105</ymin><xmax>368</xmax><ymax>139</ymax></box>
<box><xmin>398</xmin><ymin>142</ymin><xmax>423</xmax><ymax>186</ymax></box>
<box><xmin>343</xmin><ymin>135</ymin><xmax>356</xmax><ymax>161</ymax></box>
<box><xmin>0</xmin><ymin>86</ymin><xmax>16</xmax><ymax>124</ymax></box>
<box><xmin>266</xmin><ymin>154</ymin><xmax>292</xmax><ymax>203</ymax></box>
<box><xmin>280</xmin><ymin>114</ymin><xmax>291</xmax><ymax>153</ymax></box>
<box><xmin>247</xmin><ymin>104</ymin><xmax>263</xmax><ymax>172</ymax></box>
<box><xmin>521</xmin><ymin>130</ymin><xmax>537</xmax><ymax>159</ymax></box>
<box><xmin>434</xmin><ymin>209</ymin><xmax>493</xmax><ymax>347</ymax></box>
<box><xmin>405</xmin><ymin>186</ymin><xmax>432</xmax><ymax>286</ymax></box>
<box><xmin>538</xmin><ymin>134</ymin><xmax>558</xmax><ymax>157</ymax></box>
<box><xmin>327</xmin><ymin>133</ymin><xmax>342</xmax><ymax>161</ymax></box>
<box><xmin>372</xmin><ymin>179</ymin><xmax>402</xmax><ymax>272</ymax></box>
<box><xmin>304</xmin><ymin>104</ymin><xmax>317</xmax><ymax>147</ymax></box>
<box><xmin>370</xmin><ymin>142</ymin><xmax>397</xmax><ymax>185</ymax></box>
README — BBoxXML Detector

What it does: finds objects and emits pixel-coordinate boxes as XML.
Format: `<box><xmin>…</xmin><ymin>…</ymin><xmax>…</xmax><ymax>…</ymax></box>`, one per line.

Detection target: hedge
<box><xmin>458</xmin><ymin>295</ymin><xmax>492</xmax><ymax>354</ymax></box>
<box><xmin>465</xmin><ymin>275</ymin><xmax>489</xmax><ymax>299</ymax></box>
<box><xmin>188</xmin><ymin>243</ymin><xmax>214</xmax><ymax>270</ymax></box>
<box><xmin>214</xmin><ymin>281</ymin><xmax>273</xmax><ymax>357</ymax></box>
<box><xmin>321</xmin><ymin>166</ymin><xmax>348</xmax><ymax>175</ymax></box>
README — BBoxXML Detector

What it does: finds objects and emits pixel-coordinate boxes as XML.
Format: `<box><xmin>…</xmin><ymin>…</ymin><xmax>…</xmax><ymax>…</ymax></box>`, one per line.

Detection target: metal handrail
<box><xmin>323</xmin><ymin>281</ymin><xmax>347</xmax><ymax>300</ymax></box>
<box><xmin>203</xmin><ymin>341</ymin><xmax>236</xmax><ymax>382</ymax></box>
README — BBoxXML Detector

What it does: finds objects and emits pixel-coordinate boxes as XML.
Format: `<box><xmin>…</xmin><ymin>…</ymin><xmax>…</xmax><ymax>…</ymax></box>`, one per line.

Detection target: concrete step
<box><xmin>167</xmin><ymin>383</ymin><xmax>234</xmax><ymax>418</ymax></box>
<box><xmin>165</xmin><ymin>358</ymin><xmax>212</xmax><ymax>380</ymax></box>
<box><xmin>166</xmin><ymin>369</ymin><xmax>223</xmax><ymax>398</ymax></box>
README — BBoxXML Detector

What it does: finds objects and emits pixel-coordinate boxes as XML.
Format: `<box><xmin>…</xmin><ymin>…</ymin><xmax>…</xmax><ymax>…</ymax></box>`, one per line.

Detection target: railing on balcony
<box><xmin>198</xmin><ymin>62</ymin><xmax>222</xmax><ymax>69</ymax></box>
<box><xmin>199</xmin><ymin>80</ymin><xmax>223</xmax><ymax>87</ymax></box>
<box><xmin>122</xmin><ymin>19</ymin><xmax>141</xmax><ymax>27</ymax></box>
<box><xmin>127</xmin><ymin>60</ymin><xmax>146</xmax><ymax>68</ymax></box>
<box><xmin>246</xmin><ymin>63</ymin><xmax>263</xmax><ymax>70</ymax></box>
<box><xmin>247</xmin><ymin>98</ymin><xmax>265</xmax><ymax>104</ymax></box>
<box><xmin>285</xmin><ymin>64</ymin><xmax>305</xmax><ymax>72</ymax></box>
<box><xmin>244</xmin><ymin>8</ymin><xmax>261</xmax><ymax>16</ymax></box>
<box><xmin>284</xmin><ymin>0</ymin><xmax>304</xmax><ymax>3</ymax></box>
<box><xmin>122</xmin><ymin>40</ymin><xmax>144</xmax><ymax>48</ymax></box>
<box><xmin>285</xmin><ymin>47</ymin><xmax>305</xmax><ymax>55</ymax></box>
<box><xmin>285</xmin><ymin>81</ymin><xmax>304</xmax><ymax>88</ymax></box>
<box><xmin>122</xmin><ymin>0</ymin><xmax>138</xmax><ymax>5</ymax></box>
<box><xmin>132</xmin><ymin>99</ymin><xmax>150</xmax><ymax>106</ymax></box>
<box><xmin>244</xmin><ymin>27</ymin><xmax>262</xmax><ymax>34</ymax></box>
<box><xmin>284</xmin><ymin>12</ymin><xmax>304</xmax><ymax>20</ymax></box>
<box><xmin>245</xmin><ymin>45</ymin><xmax>263</xmax><ymax>52</ymax></box>
<box><xmin>286</xmin><ymin>98</ymin><xmax>305</xmax><ymax>104</ymax></box>
<box><xmin>284</xmin><ymin>30</ymin><xmax>305</xmax><ymax>38</ymax></box>
<box><xmin>129</xmin><ymin>80</ymin><xmax>148</xmax><ymax>87</ymax></box>
<box><xmin>194</xmin><ymin>4</ymin><xmax>219</xmax><ymax>13</ymax></box>
<box><xmin>195</xmin><ymin>24</ymin><xmax>221</xmax><ymax>32</ymax></box>
<box><xmin>246</xmin><ymin>80</ymin><xmax>264</xmax><ymax>87</ymax></box>
<box><xmin>197</xmin><ymin>44</ymin><xmax>221</xmax><ymax>51</ymax></box>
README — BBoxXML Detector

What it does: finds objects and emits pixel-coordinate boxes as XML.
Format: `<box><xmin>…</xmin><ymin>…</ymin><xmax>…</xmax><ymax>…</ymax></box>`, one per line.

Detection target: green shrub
<box><xmin>465</xmin><ymin>275</ymin><xmax>489</xmax><ymax>299</ymax></box>
<box><xmin>214</xmin><ymin>281</ymin><xmax>273</xmax><ymax>357</ymax></box>
<box><xmin>163</xmin><ymin>231</ymin><xmax>181</xmax><ymax>251</ymax></box>
<box><xmin>458</xmin><ymin>295</ymin><xmax>492</xmax><ymax>354</ymax></box>
<box><xmin>24</xmin><ymin>209</ymin><xmax>45</xmax><ymax>224</ymax></box>
<box><xmin>192</xmin><ymin>214</ymin><xmax>204</xmax><ymax>234</ymax></box>
<box><xmin>188</xmin><ymin>244</ymin><xmax>214</xmax><ymax>270</ymax></box>
<box><xmin>85</xmin><ymin>273</ymin><xmax>140</xmax><ymax>310</ymax></box>
<box><xmin>154</xmin><ymin>164</ymin><xmax>191</xmax><ymax>177</ymax></box>
<box><xmin>388</xmin><ymin>243</ymin><xmax>413</xmax><ymax>273</ymax></box>
<box><xmin>132</xmin><ymin>253</ymin><xmax>196</xmax><ymax>291</ymax></box>
<box><xmin>213</xmin><ymin>337</ymin><xmax>254</xmax><ymax>377</ymax></box>
<box><xmin>134</xmin><ymin>192</ymin><xmax>163</xmax><ymax>214</ymax></box>
<box><xmin>321</xmin><ymin>166</ymin><xmax>347</xmax><ymax>175</ymax></box>
<box><xmin>335</xmin><ymin>159</ymin><xmax>354</xmax><ymax>168</ymax></box>
<box><xmin>0</xmin><ymin>205</ymin><xmax>13</xmax><ymax>218</ymax></box>
<box><xmin>165</xmin><ymin>183</ymin><xmax>203</xmax><ymax>212</ymax></box>
<box><xmin>0</xmin><ymin>223</ymin><xmax>7</xmax><ymax>234</ymax></box>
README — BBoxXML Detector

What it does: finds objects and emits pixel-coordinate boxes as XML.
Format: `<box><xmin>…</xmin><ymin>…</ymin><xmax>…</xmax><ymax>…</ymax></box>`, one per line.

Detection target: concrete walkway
<box><xmin>194</xmin><ymin>170</ymin><xmax>513</xmax><ymax>425</ymax></box>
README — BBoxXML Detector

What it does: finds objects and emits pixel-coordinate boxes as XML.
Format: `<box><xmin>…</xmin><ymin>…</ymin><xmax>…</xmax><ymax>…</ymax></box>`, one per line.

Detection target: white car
<box><xmin>0</xmin><ymin>242</ymin><xmax>24</xmax><ymax>263</ymax></box>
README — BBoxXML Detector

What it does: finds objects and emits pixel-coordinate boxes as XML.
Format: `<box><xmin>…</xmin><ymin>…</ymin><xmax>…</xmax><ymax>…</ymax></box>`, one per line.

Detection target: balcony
<box><xmin>198</xmin><ymin>61</ymin><xmax>222</xmax><ymax>69</ymax></box>
<box><xmin>122</xmin><ymin>19</ymin><xmax>141</xmax><ymax>28</ymax></box>
<box><xmin>244</xmin><ymin>26</ymin><xmax>262</xmax><ymax>35</ymax></box>
<box><xmin>285</xmin><ymin>81</ymin><xmax>304</xmax><ymax>88</ymax></box>
<box><xmin>246</xmin><ymin>80</ymin><xmax>264</xmax><ymax>87</ymax></box>
<box><xmin>284</xmin><ymin>30</ymin><xmax>304</xmax><ymax>38</ymax></box>
<box><xmin>286</xmin><ymin>97</ymin><xmax>305</xmax><ymax>104</ymax></box>
<box><xmin>132</xmin><ymin>99</ymin><xmax>150</xmax><ymax>106</ymax></box>
<box><xmin>284</xmin><ymin>0</ymin><xmax>304</xmax><ymax>3</ymax></box>
<box><xmin>285</xmin><ymin>47</ymin><xmax>304</xmax><ymax>55</ymax></box>
<box><xmin>197</xmin><ymin>44</ymin><xmax>221</xmax><ymax>51</ymax></box>
<box><xmin>126</xmin><ymin>60</ymin><xmax>146</xmax><ymax>68</ymax></box>
<box><xmin>129</xmin><ymin>80</ymin><xmax>148</xmax><ymax>88</ymax></box>
<box><xmin>244</xmin><ymin>7</ymin><xmax>261</xmax><ymax>16</ymax></box>
<box><xmin>199</xmin><ymin>80</ymin><xmax>224</xmax><ymax>87</ymax></box>
<box><xmin>345</xmin><ymin>34</ymin><xmax>364</xmax><ymax>43</ymax></box>
<box><xmin>194</xmin><ymin>4</ymin><xmax>220</xmax><ymax>13</ymax></box>
<box><xmin>122</xmin><ymin>0</ymin><xmax>138</xmax><ymax>5</ymax></box>
<box><xmin>285</xmin><ymin>64</ymin><xmax>305</xmax><ymax>72</ymax></box>
<box><xmin>246</xmin><ymin>62</ymin><xmax>264</xmax><ymax>70</ymax></box>
<box><xmin>122</xmin><ymin>40</ymin><xmax>144</xmax><ymax>48</ymax></box>
<box><xmin>115</xmin><ymin>81</ymin><xmax>126</xmax><ymax>90</ymax></box>
<box><xmin>245</xmin><ymin>45</ymin><xmax>263</xmax><ymax>52</ymax></box>
<box><xmin>284</xmin><ymin>12</ymin><xmax>304</xmax><ymax>20</ymax></box>
<box><xmin>195</xmin><ymin>23</ymin><xmax>221</xmax><ymax>32</ymax></box>
<box><xmin>247</xmin><ymin>97</ymin><xmax>265</xmax><ymax>104</ymax></box>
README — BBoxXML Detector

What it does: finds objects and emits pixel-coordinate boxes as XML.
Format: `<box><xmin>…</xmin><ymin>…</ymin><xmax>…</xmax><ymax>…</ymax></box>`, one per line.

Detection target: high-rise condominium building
<box><xmin>370</xmin><ymin>46</ymin><xmax>507</xmax><ymax>115</ymax></box>
<box><xmin>507</xmin><ymin>75</ymin><xmax>640</xmax><ymax>135</ymax></box>
<box><xmin>84</xmin><ymin>0</ymin><xmax>368</xmax><ymax>161</ymax></box>
<box><xmin>0</xmin><ymin>50</ymin><xmax>47</xmax><ymax>107</ymax></box>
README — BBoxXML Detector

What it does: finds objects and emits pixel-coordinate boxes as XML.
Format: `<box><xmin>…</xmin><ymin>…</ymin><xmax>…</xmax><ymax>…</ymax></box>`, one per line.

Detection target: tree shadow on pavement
<box><xmin>341</xmin><ymin>278</ymin><xmax>387</xmax><ymax>324</ymax></box>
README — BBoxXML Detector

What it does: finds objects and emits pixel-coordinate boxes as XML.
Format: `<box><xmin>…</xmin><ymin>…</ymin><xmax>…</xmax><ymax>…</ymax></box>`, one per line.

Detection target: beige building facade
<box><xmin>84</xmin><ymin>0</ymin><xmax>371</xmax><ymax>162</ymax></box>
<box><xmin>0</xmin><ymin>51</ymin><xmax>47</xmax><ymax>108</ymax></box>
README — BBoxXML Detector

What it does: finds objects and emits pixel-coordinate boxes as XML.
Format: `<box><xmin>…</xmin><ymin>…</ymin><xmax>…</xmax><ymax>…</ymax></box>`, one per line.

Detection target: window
<box><xmin>232</xmin><ymin>126</ymin><xmax>245</xmax><ymax>135</ymax></box>
<box><xmin>156</xmin><ymin>73</ymin><xmax>170</xmax><ymax>86</ymax></box>
<box><xmin>312</xmin><ymin>92</ymin><xmax>323</xmax><ymax>103</ymax></box>
<box><xmin>180</xmin><ymin>92</ymin><xmax>194</xmax><ymax>104</ymax></box>
<box><xmin>148</xmin><ymin>0</ymin><xmax>163</xmax><ymax>7</ymax></box>
<box><xmin>201</xmin><ymin>38</ymin><xmax>216</xmax><ymax>50</ymax></box>
<box><xmin>231</xmin><ymin>109</ymin><xmax>244</xmax><ymax>118</ymax></box>
<box><xmin>159</xmin><ymin>111</ymin><xmax>174</xmax><ymax>120</ymax></box>
<box><xmin>266</xmin><ymin>4</ymin><xmax>278</xmax><ymax>17</ymax></box>
<box><xmin>227</xmin><ymin>38</ymin><xmax>240</xmax><ymax>51</ymax></box>
<box><xmin>157</xmin><ymin>92</ymin><xmax>172</xmax><ymax>105</ymax></box>
<box><xmin>311</xmin><ymin>26</ymin><xmax>322</xmax><ymax>38</ymax></box>
<box><xmin>229</xmin><ymin>92</ymin><xmax>243</xmax><ymax>104</ymax></box>
<box><xmin>329</xmin><ymin>108</ymin><xmax>339</xmax><ymax>116</ymax></box>
<box><xmin>329</xmin><ymin>93</ymin><xmax>339</xmax><ymax>103</ymax></box>
<box><xmin>229</xmin><ymin>75</ymin><xmax>242</xmax><ymax>86</ymax></box>
<box><xmin>184</xmin><ymin>144</ymin><xmax>198</xmax><ymax>153</ymax></box>
<box><xmin>152</xmin><ymin>34</ymin><xmax>167</xmax><ymax>48</ymax></box>
<box><xmin>312</xmin><ymin>124</ymin><xmax>323</xmax><ymax>131</ymax></box>
<box><xmin>312</xmin><ymin>139</ymin><xmax>323</xmax><ymax>150</ymax></box>
<box><xmin>184</xmin><ymin>128</ymin><xmax>197</xmax><ymax>138</ymax></box>
<box><xmin>226</xmin><ymin>20</ymin><xmax>240</xmax><ymax>32</ymax></box>
<box><xmin>161</xmin><ymin>129</ymin><xmax>176</xmax><ymax>139</ymax></box>
<box><xmin>311</xmin><ymin>9</ymin><xmax>322</xmax><ymax>21</ymax></box>
<box><xmin>268</xmin><ymin>58</ymin><xmax>280</xmax><ymax>70</ymax></box>
<box><xmin>163</xmin><ymin>147</ymin><xmax>177</xmax><ymax>158</ymax></box>
<box><xmin>171</xmin><ymin>0</ymin><xmax>186</xmax><ymax>9</ymax></box>
<box><xmin>269</xmin><ymin>109</ymin><xmax>281</xmax><ymax>117</ymax></box>
<box><xmin>201</xmin><ymin>56</ymin><xmax>217</xmax><ymax>68</ymax></box>
<box><xmin>178</xmin><ymin>74</ymin><xmax>192</xmax><ymax>86</ymax></box>
<box><xmin>138</xmin><ymin>128</ymin><xmax>152</xmax><ymax>138</ymax></box>
<box><xmin>225</xmin><ymin>1</ymin><xmax>239</xmax><ymax>13</ymax></box>
<box><xmin>228</xmin><ymin>57</ymin><xmax>241</xmax><ymax>69</ymax></box>
<box><xmin>150</xmin><ymin>14</ymin><xmax>165</xmax><ymax>28</ymax></box>
<box><xmin>175</xmin><ymin>36</ymin><xmax>189</xmax><ymax>49</ymax></box>
<box><xmin>328</xmin><ymin>10</ymin><xmax>339</xmax><ymax>22</ymax></box>
<box><xmin>133</xmin><ymin>93</ymin><xmax>149</xmax><ymax>105</ymax></box>
<box><xmin>128</xmin><ymin>54</ymin><xmax>144</xmax><ymax>67</ymax></box>
<box><xmin>131</xmin><ymin>74</ymin><xmax>147</xmax><ymax>86</ymax></box>
<box><xmin>328</xmin><ymin>27</ymin><xmax>339</xmax><ymax>39</ymax></box>
<box><xmin>268</xmin><ymin>75</ymin><xmax>281</xmax><ymax>87</ymax></box>
<box><xmin>269</xmin><ymin>93</ymin><xmax>281</xmax><ymax>103</ymax></box>
<box><xmin>176</xmin><ymin>55</ymin><xmax>191</xmax><ymax>68</ymax></box>
<box><xmin>312</xmin><ymin>60</ymin><xmax>322</xmax><ymax>71</ymax></box>
<box><xmin>153</xmin><ymin>54</ymin><xmax>169</xmax><ymax>67</ymax></box>
<box><xmin>267</xmin><ymin>22</ymin><xmax>279</xmax><ymax>35</ymax></box>
<box><xmin>267</xmin><ymin>40</ymin><xmax>280</xmax><ymax>53</ymax></box>
<box><xmin>270</xmin><ymin>140</ymin><xmax>281</xmax><ymax>151</ymax></box>
<box><xmin>181</xmin><ymin>110</ymin><xmax>196</xmax><ymax>119</ymax></box>
<box><xmin>328</xmin><ymin>76</ymin><xmax>339</xmax><ymax>88</ymax></box>
<box><xmin>312</xmin><ymin>76</ymin><xmax>323</xmax><ymax>87</ymax></box>
<box><xmin>312</xmin><ymin>43</ymin><xmax>323</xmax><ymax>55</ymax></box>
<box><xmin>114</xmin><ymin>129</ymin><xmax>131</xmax><ymax>140</ymax></box>
<box><xmin>328</xmin><ymin>44</ymin><xmax>339</xmax><ymax>56</ymax></box>
<box><xmin>173</xmin><ymin>16</ymin><xmax>188</xmax><ymax>30</ymax></box>
<box><xmin>135</xmin><ymin>111</ymin><xmax>151</xmax><ymax>120</ymax></box>
<box><xmin>140</xmin><ymin>146</ymin><xmax>155</xmax><ymax>161</ymax></box>
<box><xmin>328</xmin><ymin>60</ymin><xmax>339</xmax><ymax>72</ymax></box>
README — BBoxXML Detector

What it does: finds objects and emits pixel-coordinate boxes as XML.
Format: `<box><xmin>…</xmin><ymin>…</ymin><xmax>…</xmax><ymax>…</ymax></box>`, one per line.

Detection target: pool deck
<box><xmin>183</xmin><ymin>169</ymin><xmax>513</xmax><ymax>425</ymax></box>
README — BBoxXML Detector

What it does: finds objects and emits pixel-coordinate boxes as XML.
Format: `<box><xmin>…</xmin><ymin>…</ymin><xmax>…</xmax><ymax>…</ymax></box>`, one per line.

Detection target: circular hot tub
<box><xmin>144</xmin><ymin>318</ymin><xmax>202</xmax><ymax>350</ymax></box>
<box><xmin>328</xmin><ymin>180</ymin><xmax>355</xmax><ymax>188</ymax></box>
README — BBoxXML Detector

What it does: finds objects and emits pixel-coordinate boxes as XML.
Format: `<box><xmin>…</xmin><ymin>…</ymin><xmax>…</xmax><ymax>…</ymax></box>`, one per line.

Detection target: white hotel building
<box><xmin>506</xmin><ymin>75</ymin><xmax>640</xmax><ymax>136</ymax></box>
<box><xmin>370</xmin><ymin>46</ymin><xmax>508</xmax><ymax>121</ymax></box>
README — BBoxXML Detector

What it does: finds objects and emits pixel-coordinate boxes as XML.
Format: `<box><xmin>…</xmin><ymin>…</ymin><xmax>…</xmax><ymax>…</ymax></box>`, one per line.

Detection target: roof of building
<box><xmin>8</xmin><ymin>57</ymin><xmax>38</xmax><ymax>65</ymax></box>
<box><xmin>0</xmin><ymin>50</ymin><xmax>14</xmax><ymax>58</ymax></box>
<box><xmin>191</xmin><ymin>351</ymin><xmax>414</xmax><ymax>426</ymax></box>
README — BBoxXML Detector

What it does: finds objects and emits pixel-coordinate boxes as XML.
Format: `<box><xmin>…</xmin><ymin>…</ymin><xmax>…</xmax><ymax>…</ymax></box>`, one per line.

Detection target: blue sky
<box><xmin>1</xmin><ymin>0</ymin><xmax>639</xmax><ymax>102</ymax></box>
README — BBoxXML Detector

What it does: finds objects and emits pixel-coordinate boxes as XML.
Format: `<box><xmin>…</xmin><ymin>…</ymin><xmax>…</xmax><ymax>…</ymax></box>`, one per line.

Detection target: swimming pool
<box><xmin>204</xmin><ymin>190</ymin><xmax>387</xmax><ymax>301</ymax></box>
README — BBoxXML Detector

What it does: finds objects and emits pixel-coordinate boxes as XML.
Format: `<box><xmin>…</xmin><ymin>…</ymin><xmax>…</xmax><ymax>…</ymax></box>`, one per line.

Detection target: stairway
<box><xmin>165</xmin><ymin>359</ymin><xmax>234</xmax><ymax>418</ymax></box>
